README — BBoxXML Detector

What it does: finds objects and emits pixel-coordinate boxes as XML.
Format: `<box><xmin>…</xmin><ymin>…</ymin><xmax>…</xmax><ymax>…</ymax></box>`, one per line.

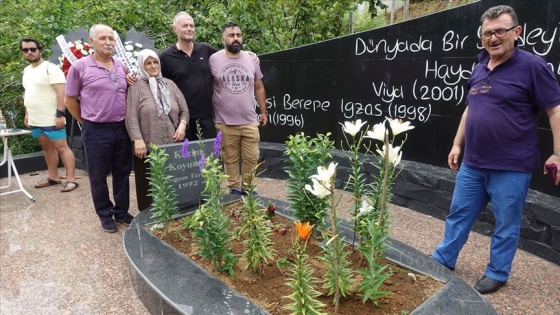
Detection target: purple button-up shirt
<box><xmin>65</xmin><ymin>54</ymin><xmax>128</xmax><ymax>122</ymax></box>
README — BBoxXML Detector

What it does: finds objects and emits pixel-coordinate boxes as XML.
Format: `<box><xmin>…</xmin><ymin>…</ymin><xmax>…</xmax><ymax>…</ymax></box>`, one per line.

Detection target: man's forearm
<box><xmin>53</xmin><ymin>84</ymin><xmax>66</xmax><ymax>111</ymax></box>
<box><xmin>254</xmin><ymin>80</ymin><xmax>266</xmax><ymax>113</ymax></box>
<box><xmin>547</xmin><ymin>105</ymin><xmax>560</xmax><ymax>154</ymax></box>
<box><xmin>452</xmin><ymin>107</ymin><xmax>468</xmax><ymax>148</ymax></box>
<box><xmin>65</xmin><ymin>95</ymin><xmax>82</xmax><ymax>123</ymax></box>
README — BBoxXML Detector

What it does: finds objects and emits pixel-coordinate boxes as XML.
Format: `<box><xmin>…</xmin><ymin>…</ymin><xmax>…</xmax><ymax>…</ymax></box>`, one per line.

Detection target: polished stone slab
<box><xmin>124</xmin><ymin>196</ymin><xmax>497</xmax><ymax>315</ymax></box>
<box><xmin>158</xmin><ymin>139</ymin><xmax>216</xmax><ymax>208</ymax></box>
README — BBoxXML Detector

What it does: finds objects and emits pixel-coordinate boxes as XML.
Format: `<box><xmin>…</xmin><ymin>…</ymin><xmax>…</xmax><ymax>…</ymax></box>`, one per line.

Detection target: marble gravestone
<box><xmin>158</xmin><ymin>138</ymin><xmax>216</xmax><ymax>208</ymax></box>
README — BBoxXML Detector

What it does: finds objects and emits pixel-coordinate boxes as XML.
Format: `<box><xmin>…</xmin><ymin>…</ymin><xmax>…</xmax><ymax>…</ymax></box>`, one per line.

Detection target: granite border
<box><xmin>123</xmin><ymin>196</ymin><xmax>497</xmax><ymax>315</ymax></box>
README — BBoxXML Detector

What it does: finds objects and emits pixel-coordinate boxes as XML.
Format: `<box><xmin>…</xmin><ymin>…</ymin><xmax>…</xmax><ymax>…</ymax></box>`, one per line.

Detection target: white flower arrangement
<box><xmin>123</xmin><ymin>41</ymin><xmax>143</xmax><ymax>74</ymax></box>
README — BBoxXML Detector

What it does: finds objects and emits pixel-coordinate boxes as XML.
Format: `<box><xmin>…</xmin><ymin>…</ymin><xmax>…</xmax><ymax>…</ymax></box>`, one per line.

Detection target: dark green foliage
<box><xmin>284</xmin><ymin>241</ymin><xmax>326</xmax><ymax>315</ymax></box>
<box><xmin>146</xmin><ymin>144</ymin><xmax>178</xmax><ymax>235</ymax></box>
<box><xmin>233</xmin><ymin>169</ymin><xmax>275</xmax><ymax>274</ymax></box>
<box><xmin>319</xmin><ymin>234</ymin><xmax>355</xmax><ymax>299</ymax></box>
<box><xmin>284</xmin><ymin>132</ymin><xmax>334</xmax><ymax>226</ymax></box>
<box><xmin>190</xmin><ymin>156</ymin><xmax>237</xmax><ymax>275</ymax></box>
<box><xmin>356</xmin><ymin>217</ymin><xmax>392</xmax><ymax>305</ymax></box>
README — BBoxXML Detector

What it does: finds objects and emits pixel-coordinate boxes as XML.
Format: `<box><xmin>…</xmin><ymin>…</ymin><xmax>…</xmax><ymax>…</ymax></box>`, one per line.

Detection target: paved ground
<box><xmin>1</xmin><ymin>171</ymin><xmax>558</xmax><ymax>314</ymax></box>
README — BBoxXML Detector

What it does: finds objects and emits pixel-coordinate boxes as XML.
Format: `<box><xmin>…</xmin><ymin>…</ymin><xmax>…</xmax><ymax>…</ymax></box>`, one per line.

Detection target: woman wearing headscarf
<box><xmin>126</xmin><ymin>49</ymin><xmax>189</xmax><ymax>211</ymax></box>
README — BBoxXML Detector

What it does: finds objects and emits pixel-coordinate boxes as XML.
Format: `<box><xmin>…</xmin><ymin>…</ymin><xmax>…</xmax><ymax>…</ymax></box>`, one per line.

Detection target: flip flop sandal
<box><xmin>61</xmin><ymin>181</ymin><xmax>79</xmax><ymax>192</ymax></box>
<box><xmin>34</xmin><ymin>178</ymin><xmax>62</xmax><ymax>188</ymax></box>
<box><xmin>60</xmin><ymin>175</ymin><xmax>83</xmax><ymax>179</ymax></box>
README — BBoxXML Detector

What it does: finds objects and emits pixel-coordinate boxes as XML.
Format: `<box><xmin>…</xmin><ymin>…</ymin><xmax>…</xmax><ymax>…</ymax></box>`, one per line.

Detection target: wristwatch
<box><xmin>55</xmin><ymin>109</ymin><xmax>65</xmax><ymax>117</ymax></box>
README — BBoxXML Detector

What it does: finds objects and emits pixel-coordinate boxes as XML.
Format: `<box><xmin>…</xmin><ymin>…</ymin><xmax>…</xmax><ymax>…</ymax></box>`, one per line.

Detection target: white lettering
<box><xmin>354</xmin><ymin>36</ymin><xmax>432</xmax><ymax>60</ymax></box>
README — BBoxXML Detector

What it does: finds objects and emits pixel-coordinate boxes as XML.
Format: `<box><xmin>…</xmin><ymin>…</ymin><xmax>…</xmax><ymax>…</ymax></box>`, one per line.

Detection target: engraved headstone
<box><xmin>158</xmin><ymin>138</ymin><xmax>215</xmax><ymax>208</ymax></box>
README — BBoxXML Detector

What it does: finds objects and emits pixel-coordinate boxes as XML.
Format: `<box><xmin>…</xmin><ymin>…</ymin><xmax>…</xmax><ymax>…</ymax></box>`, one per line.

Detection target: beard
<box><xmin>26</xmin><ymin>54</ymin><xmax>42</xmax><ymax>64</ymax></box>
<box><xmin>225</xmin><ymin>41</ymin><xmax>242</xmax><ymax>54</ymax></box>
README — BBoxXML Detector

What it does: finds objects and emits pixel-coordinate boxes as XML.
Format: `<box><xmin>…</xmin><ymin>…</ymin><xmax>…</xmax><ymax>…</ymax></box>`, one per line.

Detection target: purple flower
<box><xmin>213</xmin><ymin>131</ymin><xmax>222</xmax><ymax>156</ymax></box>
<box><xmin>199</xmin><ymin>155</ymin><xmax>207</xmax><ymax>171</ymax></box>
<box><xmin>181</xmin><ymin>139</ymin><xmax>190</xmax><ymax>159</ymax></box>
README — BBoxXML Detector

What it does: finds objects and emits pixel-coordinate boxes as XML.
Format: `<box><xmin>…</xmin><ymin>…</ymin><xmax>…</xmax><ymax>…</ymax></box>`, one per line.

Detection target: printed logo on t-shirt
<box><xmin>220</xmin><ymin>63</ymin><xmax>250</xmax><ymax>94</ymax></box>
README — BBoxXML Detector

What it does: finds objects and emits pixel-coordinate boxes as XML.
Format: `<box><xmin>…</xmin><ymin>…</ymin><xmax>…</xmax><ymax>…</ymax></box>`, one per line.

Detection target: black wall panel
<box><xmin>259</xmin><ymin>0</ymin><xmax>560</xmax><ymax>197</ymax></box>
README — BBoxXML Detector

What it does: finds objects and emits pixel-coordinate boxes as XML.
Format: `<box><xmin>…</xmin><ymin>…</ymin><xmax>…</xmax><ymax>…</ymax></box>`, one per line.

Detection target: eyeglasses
<box><xmin>110</xmin><ymin>73</ymin><xmax>121</xmax><ymax>91</ymax></box>
<box><xmin>21</xmin><ymin>48</ymin><xmax>38</xmax><ymax>53</ymax></box>
<box><xmin>480</xmin><ymin>26</ymin><xmax>517</xmax><ymax>39</ymax></box>
<box><xmin>469</xmin><ymin>78</ymin><xmax>491</xmax><ymax>95</ymax></box>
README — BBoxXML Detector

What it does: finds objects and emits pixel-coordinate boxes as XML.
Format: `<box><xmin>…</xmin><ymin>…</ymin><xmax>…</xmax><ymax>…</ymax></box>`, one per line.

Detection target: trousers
<box><xmin>215</xmin><ymin>123</ymin><xmax>260</xmax><ymax>189</ymax></box>
<box><xmin>82</xmin><ymin>120</ymin><xmax>132</xmax><ymax>218</ymax></box>
<box><xmin>432</xmin><ymin>164</ymin><xmax>531</xmax><ymax>282</ymax></box>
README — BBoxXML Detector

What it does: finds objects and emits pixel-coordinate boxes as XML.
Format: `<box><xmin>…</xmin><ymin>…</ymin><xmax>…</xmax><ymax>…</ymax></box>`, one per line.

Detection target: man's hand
<box><xmin>55</xmin><ymin>116</ymin><xmax>66</xmax><ymax>129</ymax></box>
<box><xmin>247</xmin><ymin>51</ymin><xmax>260</xmax><ymax>65</ymax></box>
<box><xmin>24</xmin><ymin>114</ymin><xmax>29</xmax><ymax>128</ymax></box>
<box><xmin>544</xmin><ymin>155</ymin><xmax>560</xmax><ymax>185</ymax></box>
<box><xmin>259</xmin><ymin>112</ymin><xmax>268</xmax><ymax>127</ymax></box>
<box><xmin>126</xmin><ymin>73</ymin><xmax>138</xmax><ymax>86</ymax></box>
<box><xmin>447</xmin><ymin>144</ymin><xmax>462</xmax><ymax>171</ymax></box>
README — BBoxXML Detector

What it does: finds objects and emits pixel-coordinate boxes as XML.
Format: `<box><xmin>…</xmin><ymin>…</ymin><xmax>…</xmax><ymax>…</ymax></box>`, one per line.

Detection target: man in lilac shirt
<box><xmin>65</xmin><ymin>24</ymin><xmax>134</xmax><ymax>233</ymax></box>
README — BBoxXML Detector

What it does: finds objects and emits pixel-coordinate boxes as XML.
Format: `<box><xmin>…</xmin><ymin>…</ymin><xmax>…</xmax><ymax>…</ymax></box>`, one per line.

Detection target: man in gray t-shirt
<box><xmin>209</xmin><ymin>22</ymin><xmax>268</xmax><ymax>195</ymax></box>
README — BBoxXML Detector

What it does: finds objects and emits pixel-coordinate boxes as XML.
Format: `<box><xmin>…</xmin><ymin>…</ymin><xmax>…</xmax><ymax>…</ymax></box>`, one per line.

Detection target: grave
<box><xmin>157</xmin><ymin>138</ymin><xmax>216</xmax><ymax>208</ymax></box>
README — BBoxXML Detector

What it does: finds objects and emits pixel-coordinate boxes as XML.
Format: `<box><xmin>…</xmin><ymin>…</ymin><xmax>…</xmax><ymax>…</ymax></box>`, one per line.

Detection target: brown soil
<box><xmin>152</xmin><ymin>202</ymin><xmax>443</xmax><ymax>315</ymax></box>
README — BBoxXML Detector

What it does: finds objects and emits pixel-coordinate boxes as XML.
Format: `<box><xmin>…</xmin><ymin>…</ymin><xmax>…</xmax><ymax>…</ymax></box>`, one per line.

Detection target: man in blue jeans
<box><xmin>65</xmin><ymin>24</ymin><xmax>134</xmax><ymax>233</ymax></box>
<box><xmin>432</xmin><ymin>5</ymin><xmax>560</xmax><ymax>294</ymax></box>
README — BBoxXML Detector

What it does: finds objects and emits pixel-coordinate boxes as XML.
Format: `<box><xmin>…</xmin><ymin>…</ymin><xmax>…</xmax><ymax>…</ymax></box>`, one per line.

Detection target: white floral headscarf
<box><xmin>137</xmin><ymin>49</ymin><xmax>171</xmax><ymax>117</ymax></box>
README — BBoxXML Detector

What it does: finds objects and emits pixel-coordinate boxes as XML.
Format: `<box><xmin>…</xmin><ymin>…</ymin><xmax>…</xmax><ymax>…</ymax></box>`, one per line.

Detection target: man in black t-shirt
<box><xmin>159</xmin><ymin>12</ymin><xmax>218</xmax><ymax>140</ymax></box>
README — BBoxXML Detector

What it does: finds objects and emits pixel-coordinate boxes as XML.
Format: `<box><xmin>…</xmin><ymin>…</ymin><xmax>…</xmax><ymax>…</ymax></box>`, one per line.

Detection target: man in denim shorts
<box><xmin>20</xmin><ymin>37</ymin><xmax>78</xmax><ymax>192</ymax></box>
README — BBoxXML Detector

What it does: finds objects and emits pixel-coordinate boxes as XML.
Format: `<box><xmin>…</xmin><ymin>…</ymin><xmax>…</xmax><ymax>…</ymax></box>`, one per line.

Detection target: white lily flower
<box><xmin>305</xmin><ymin>178</ymin><xmax>331</xmax><ymax>199</ymax></box>
<box><xmin>75</xmin><ymin>43</ymin><xmax>83</xmax><ymax>50</ymax></box>
<box><xmin>125</xmin><ymin>44</ymin><xmax>134</xmax><ymax>51</ymax></box>
<box><xmin>135</xmin><ymin>43</ymin><xmax>143</xmax><ymax>48</ymax></box>
<box><xmin>365</xmin><ymin>122</ymin><xmax>386</xmax><ymax>141</ymax></box>
<box><xmin>341</xmin><ymin>119</ymin><xmax>367</xmax><ymax>137</ymax></box>
<box><xmin>377</xmin><ymin>144</ymin><xmax>403</xmax><ymax>166</ymax></box>
<box><xmin>358</xmin><ymin>199</ymin><xmax>374</xmax><ymax>215</ymax></box>
<box><xmin>386</xmin><ymin>117</ymin><xmax>415</xmax><ymax>136</ymax></box>
<box><xmin>311</xmin><ymin>162</ymin><xmax>338</xmax><ymax>184</ymax></box>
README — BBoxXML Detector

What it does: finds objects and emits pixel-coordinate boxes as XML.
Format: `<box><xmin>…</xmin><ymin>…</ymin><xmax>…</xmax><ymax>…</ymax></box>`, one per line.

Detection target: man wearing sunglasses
<box><xmin>432</xmin><ymin>5</ymin><xmax>560</xmax><ymax>294</ymax></box>
<box><xmin>19</xmin><ymin>37</ymin><xmax>78</xmax><ymax>193</ymax></box>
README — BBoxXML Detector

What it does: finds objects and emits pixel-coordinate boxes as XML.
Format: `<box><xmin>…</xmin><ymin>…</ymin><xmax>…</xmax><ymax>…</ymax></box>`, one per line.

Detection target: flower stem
<box><xmin>378</xmin><ymin>131</ymin><xmax>390</xmax><ymax>228</ymax></box>
<box><xmin>330</xmin><ymin>183</ymin><xmax>340</xmax><ymax>312</ymax></box>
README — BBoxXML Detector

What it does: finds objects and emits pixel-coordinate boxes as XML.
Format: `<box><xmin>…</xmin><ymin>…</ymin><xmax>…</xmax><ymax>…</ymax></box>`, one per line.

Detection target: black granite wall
<box><xmin>259</xmin><ymin>0</ymin><xmax>560</xmax><ymax>198</ymax></box>
<box><xmin>259</xmin><ymin>142</ymin><xmax>560</xmax><ymax>265</ymax></box>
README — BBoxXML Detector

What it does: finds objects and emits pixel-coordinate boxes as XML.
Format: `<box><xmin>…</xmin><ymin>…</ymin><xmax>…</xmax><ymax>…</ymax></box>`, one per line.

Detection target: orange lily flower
<box><xmin>294</xmin><ymin>221</ymin><xmax>313</xmax><ymax>240</ymax></box>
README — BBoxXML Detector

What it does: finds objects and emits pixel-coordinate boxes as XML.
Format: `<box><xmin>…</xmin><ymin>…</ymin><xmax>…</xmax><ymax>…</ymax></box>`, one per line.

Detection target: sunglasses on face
<box><xmin>21</xmin><ymin>48</ymin><xmax>38</xmax><ymax>53</ymax></box>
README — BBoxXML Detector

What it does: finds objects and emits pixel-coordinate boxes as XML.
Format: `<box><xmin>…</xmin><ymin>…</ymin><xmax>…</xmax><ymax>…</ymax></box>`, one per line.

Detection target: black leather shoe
<box><xmin>474</xmin><ymin>276</ymin><xmax>506</xmax><ymax>294</ymax></box>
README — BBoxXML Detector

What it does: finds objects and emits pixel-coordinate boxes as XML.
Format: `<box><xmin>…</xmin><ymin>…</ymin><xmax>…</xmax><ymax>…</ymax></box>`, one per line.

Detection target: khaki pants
<box><xmin>215</xmin><ymin>123</ymin><xmax>260</xmax><ymax>189</ymax></box>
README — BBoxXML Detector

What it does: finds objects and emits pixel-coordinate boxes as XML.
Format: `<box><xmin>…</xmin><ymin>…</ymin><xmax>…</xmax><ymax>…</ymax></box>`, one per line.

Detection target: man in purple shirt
<box><xmin>65</xmin><ymin>24</ymin><xmax>134</xmax><ymax>233</ymax></box>
<box><xmin>432</xmin><ymin>5</ymin><xmax>560</xmax><ymax>294</ymax></box>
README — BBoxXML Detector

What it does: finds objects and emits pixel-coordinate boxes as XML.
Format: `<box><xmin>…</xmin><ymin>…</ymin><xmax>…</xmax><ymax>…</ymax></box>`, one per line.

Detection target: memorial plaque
<box><xmin>157</xmin><ymin>138</ymin><xmax>216</xmax><ymax>208</ymax></box>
